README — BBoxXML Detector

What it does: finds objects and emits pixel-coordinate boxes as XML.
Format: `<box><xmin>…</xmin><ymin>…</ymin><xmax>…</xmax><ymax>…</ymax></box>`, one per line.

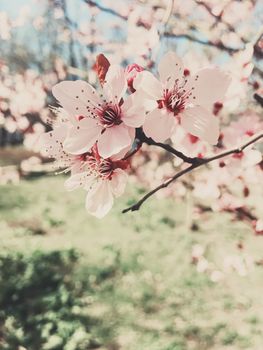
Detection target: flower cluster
<box><xmin>40</xmin><ymin>52</ymin><xmax>231</xmax><ymax>218</ymax></box>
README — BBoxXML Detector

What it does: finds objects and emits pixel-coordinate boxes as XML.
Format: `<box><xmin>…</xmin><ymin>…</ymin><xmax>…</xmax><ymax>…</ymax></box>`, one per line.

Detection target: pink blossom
<box><xmin>39</xmin><ymin>111</ymin><xmax>129</xmax><ymax>218</ymax></box>
<box><xmin>52</xmin><ymin>65</ymin><xmax>145</xmax><ymax>159</ymax></box>
<box><xmin>134</xmin><ymin>51</ymin><xmax>231</xmax><ymax>144</ymax></box>
<box><xmin>39</xmin><ymin>112</ymin><xmax>81</xmax><ymax>173</ymax></box>
<box><xmin>171</xmin><ymin>124</ymin><xmax>209</xmax><ymax>159</ymax></box>
<box><xmin>65</xmin><ymin>146</ymin><xmax>129</xmax><ymax>218</ymax></box>
<box><xmin>220</xmin><ymin>114</ymin><xmax>263</xmax><ymax>174</ymax></box>
<box><xmin>223</xmin><ymin>44</ymin><xmax>254</xmax><ymax>112</ymax></box>
<box><xmin>222</xmin><ymin>113</ymin><xmax>262</xmax><ymax>147</ymax></box>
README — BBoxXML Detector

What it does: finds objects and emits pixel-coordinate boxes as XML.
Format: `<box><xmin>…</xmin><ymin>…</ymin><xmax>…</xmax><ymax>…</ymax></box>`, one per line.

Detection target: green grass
<box><xmin>0</xmin><ymin>176</ymin><xmax>263</xmax><ymax>349</ymax></box>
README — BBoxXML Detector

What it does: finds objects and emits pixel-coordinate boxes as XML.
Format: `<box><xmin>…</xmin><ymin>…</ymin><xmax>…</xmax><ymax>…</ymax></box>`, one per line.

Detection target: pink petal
<box><xmin>52</xmin><ymin>80</ymin><xmax>101</xmax><ymax>117</ymax></box>
<box><xmin>110</xmin><ymin>168</ymin><xmax>128</xmax><ymax>197</ymax></box>
<box><xmin>85</xmin><ymin>180</ymin><xmax>114</xmax><ymax>218</ymax></box>
<box><xmin>189</xmin><ymin>68</ymin><xmax>231</xmax><ymax>109</ymax></box>
<box><xmin>63</xmin><ymin>117</ymin><xmax>101</xmax><ymax>155</ymax></box>
<box><xmin>143</xmin><ymin>108</ymin><xmax>176</xmax><ymax>142</ymax></box>
<box><xmin>158</xmin><ymin>51</ymin><xmax>184</xmax><ymax>84</ymax></box>
<box><xmin>71</xmin><ymin>162</ymin><xmax>84</xmax><ymax>174</ymax></box>
<box><xmin>121</xmin><ymin>93</ymin><xmax>146</xmax><ymax>127</ymax></box>
<box><xmin>39</xmin><ymin>123</ymin><xmax>68</xmax><ymax>158</ymax></box>
<box><xmin>133</xmin><ymin>71</ymin><xmax>162</xmax><ymax>100</ymax></box>
<box><xmin>64</xmin><ymin>172</ymin><xmax>92</xmax><ymax>191</ymax></box>
<box><xmin>242</xmin><ymin>149</ymin><xmax>262</xmax><ymax>167</ymax></box>
<box><xmin>103</xmin><ymin>65</ymin><xmax>127</xmax><ymax>103</ymax></box>
<box><xmin>97</xmin><ymin>124</ymin><xmax>132</xmax><ymax>159</ymax></box>
<box><xmin>111</xmin><ymin>145</ymin><xmax>131</xmax><ymax>161</ymax></box>
<box><xmin>181</xmin><ymin>106</ymin><xmax>220</xmax><ymax>144</ymax></box>
<box><xmin>109</xmin><ymin>128</ymin><xmax>135</xmax><ymax>160</ymax></box>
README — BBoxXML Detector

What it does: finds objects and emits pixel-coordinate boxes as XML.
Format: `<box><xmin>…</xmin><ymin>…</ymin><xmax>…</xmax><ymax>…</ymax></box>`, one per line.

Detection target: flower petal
<box><xmin>64</xmin><ymin>171</ymin><xmax>92</xmax><ymax>191</ymax></box>
<box><xmin>143</xmin><ymin>108</ymin><xmax>175</xmax><ymax>142</ymax></box>
<box><xmin>97</xmin><ymin>124</ymin><xmax>132</xmax><ymax>159</ymax></box>
<box><xmin>133</xmin><ymin>71</ymin><xmax>162</xmax><ymax>100</ymax></box>
<box><xmin>111</xmin><ymin>145</ymin><xmax>131</xmax><ymax>161</ymax></box>
<box><xmin>189</xmin><ymin>68</ymin><xmax>231</xmax><ymax>109</ymax></box>
<box><xmin>121</xmin><ymin>92</ymin><xmax>146</xmax><ymax>127</ymax></box>
<box><xmin>63</xmin><ymin>117</ymin><xmax>101</xmax><ymax>155</ymax></box>
<box><xmin>52</xmin><ymin>80</ymin><xmax>101</xmax><ymax>117</ymax></box>
<box><xmin>242</xmin><ymin>149</ymin><xmax>262</xmax><ymax>168</ymax></box>
<box><xmin>85</xmin><ymin>180</ymin><xmax>114</xmax><ymax>218</ymax></box>
<box><xmin>39</xmin><ymin>123</ymin><xmax>68</xmax><ymax>158</ymax></box>
<box><xmin>181</xmin><ymin>106</ymin><xmax>220</xmax><ymax>144</ymax></box>
<box><xmin>110</xmin><ymin>168</ymin><xmax>128</xmax><ymax>197</ymax></box>
<box><xmin>103</xmin><ymin>65</ymin><xmax>127</xmax><ymax>103</ymax></box>
<box><xmin>109</xmin><ymin>127</ymin><xmax>135</xmax><ymax>160</ymax></box>
<box><xmin>158</xmin><ymin>51</ymin><xmax>184</xmax><ymax>84</ymax></box>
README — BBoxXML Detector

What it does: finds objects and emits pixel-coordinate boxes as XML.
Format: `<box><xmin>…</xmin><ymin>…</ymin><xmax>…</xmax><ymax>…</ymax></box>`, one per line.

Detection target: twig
<box><xmin>84</xmin><ymin>0</ymin><xmax>128</xmax><ymax>20</ymax></box>
<box><xmin>254</xmin><ymin>93</ymin><xmax>263</xmax><ymax>107</ymax></box>
<box><xmin>123</xmin><ymin>142</ymin><xmax>142</xmax><ymax>160</ymax></box>
<box><xmin>136</xmin><ymin>128</ymin><xmax>203</xmax><ymax>164</ymax></box>
<box><xmin>163</xmin><ymin>32</ymin><xmax>243</xmax><ymax>53</ymax></box>
<box><xmin>122</xmin><ymin>133</ymin><xmax>263</xmax><ymax>213</ymax></box>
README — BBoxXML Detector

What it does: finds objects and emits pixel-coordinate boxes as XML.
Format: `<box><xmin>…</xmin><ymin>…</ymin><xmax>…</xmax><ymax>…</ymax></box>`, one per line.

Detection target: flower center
<box><xmin>159</xmin><ymin>78</ymin><xmax>194</xmax><ymax>116</ymax></box>
<box><xmin>84</xmin><ymin>146</ymin><xmax>128</xmax><ymax>181</ymax></box>
<box><xmin>85</xmin><ymin>155</ymin><xmax>114</xmax><ymax>179</ymax></box>
<box><xmin>161</xmin><ymin>88</ymin><xmax>189</xmax><ymax>116</ymax></box>
<box><xmin>99</xmin><ymin>104</ymin><xmax>122</xmax><ymax>127</ymax></box>
<box><xmin>98</xmin><ymin>159</ymin><xmax>114</xmax><ymax>179</ymax></box>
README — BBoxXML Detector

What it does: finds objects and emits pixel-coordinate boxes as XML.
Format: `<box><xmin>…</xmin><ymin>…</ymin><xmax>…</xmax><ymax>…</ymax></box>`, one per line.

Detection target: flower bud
<box><xmin>125</xmin><ymin>63</ymin><xmax>144</xmax><ymax>93</ymax></box>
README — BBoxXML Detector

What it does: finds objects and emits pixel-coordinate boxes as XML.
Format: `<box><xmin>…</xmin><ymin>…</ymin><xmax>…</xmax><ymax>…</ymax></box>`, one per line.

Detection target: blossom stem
<box><xmin>122</xmin><ymin>132</ymin><xmax>263</xmax><ymax>213</ymax></box>
<box><xmin>123</xmin><ymin>141</ymin><xmax>143</xmax><ymax>160</ymax></box>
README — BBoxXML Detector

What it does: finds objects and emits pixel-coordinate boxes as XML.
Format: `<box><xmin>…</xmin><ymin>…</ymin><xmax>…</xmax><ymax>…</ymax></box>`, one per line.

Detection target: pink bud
<box><xmin>94</xmin><ymin>54</ymin><xmax>110</xmax><ymax>86</ymax></box>
<box><xmin>125</xmin><ymin>64</ymin><xmax>144</xmax><ymax>93</ymax></box>
<box><xmin>213</xmin><ymin>101</ymin><xmax>223</xmax><ymax>115</ymax></box>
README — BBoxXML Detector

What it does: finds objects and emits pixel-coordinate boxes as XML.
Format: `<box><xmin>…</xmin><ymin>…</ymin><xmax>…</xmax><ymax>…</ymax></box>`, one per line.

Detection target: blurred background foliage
<box><xmin>0</xmin><ymin>0</ymin><xmax>263</xmax><ymax>349</ymax></box>
<box><xmin>0</xmin><ymin>176</ymin><xmax>263</xmax><ymax>349</ymax></box>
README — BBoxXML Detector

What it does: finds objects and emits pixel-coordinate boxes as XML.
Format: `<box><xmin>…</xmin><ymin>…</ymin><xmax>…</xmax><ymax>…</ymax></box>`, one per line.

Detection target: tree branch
<box><xmin>163</xmin><ymin>32</ymin><xmax>243</xmax><ymax>53</ymax></box>
<box><xmin>122</xmin><ymin>133</ymin><xmax>263</xmax><ymax>213</ymax></box>
<box><xmin>136</xmin><ymin>128</ymin><xmax>203</xmax><ymax>164</ymax></box>
<box><xmin>254</xmin><ymin>93</ymin><xmax>263</xmax><ymax>107</ymax></box>
<box><xmin>83</xmin><ymin>0</ymin><xmax>128</xmax><ymax>20</ymax></box>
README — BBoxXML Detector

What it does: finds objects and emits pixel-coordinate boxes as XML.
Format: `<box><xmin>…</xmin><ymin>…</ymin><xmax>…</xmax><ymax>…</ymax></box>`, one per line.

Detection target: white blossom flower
<box><xmin>134</xmin><ymin>51</ymin><xmax>231</xmax><ymax>144</ymax></box>
<box><xmin>52</xmin><ymin>65</ymin><xmax>145</xmax><ymax>159</ymax></box>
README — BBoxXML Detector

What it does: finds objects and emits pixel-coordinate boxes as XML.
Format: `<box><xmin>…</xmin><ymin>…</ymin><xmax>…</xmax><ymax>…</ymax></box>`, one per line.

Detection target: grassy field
<box><xmin>0</xmin><ymin>175</ymin><xmax>263</xmax><ymax>349</ymax></box>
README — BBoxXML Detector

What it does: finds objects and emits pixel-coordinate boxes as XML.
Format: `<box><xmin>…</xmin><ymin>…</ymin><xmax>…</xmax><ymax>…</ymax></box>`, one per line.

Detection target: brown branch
<box><xmin>136</xmin><ymin>128</ymin><xmax>203</xmax><ymax>164</ymax></box>
<box><xmin>84</xmin><ymin>0</ymin><xmax>128</xmax><ymax>20</ymax></box>
<box><xmin>163</xmin><ymin>32</ymin><xmax>243</xmax><ymax>53</ymax></box>
<box><xmin>254</xmin><ymin>93</ymin><xmax>263</xmax><ymax>107</ymax></box>
<box><xmin>122</xmin><ymin>133</ymin><xmax>263</xmax><ymax>213</ymax></box>
<box><xmin>123</xmin><ymin>142</ymin><xmax>142</xmax><ymax>161</ymax></box>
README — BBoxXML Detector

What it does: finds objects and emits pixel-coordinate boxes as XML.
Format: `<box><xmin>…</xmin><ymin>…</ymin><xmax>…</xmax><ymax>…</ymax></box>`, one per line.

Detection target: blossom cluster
<box><xmin>40</xmin><ymin>52</ymin><xmax>231</xmax><ymax>218</ymax></box>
